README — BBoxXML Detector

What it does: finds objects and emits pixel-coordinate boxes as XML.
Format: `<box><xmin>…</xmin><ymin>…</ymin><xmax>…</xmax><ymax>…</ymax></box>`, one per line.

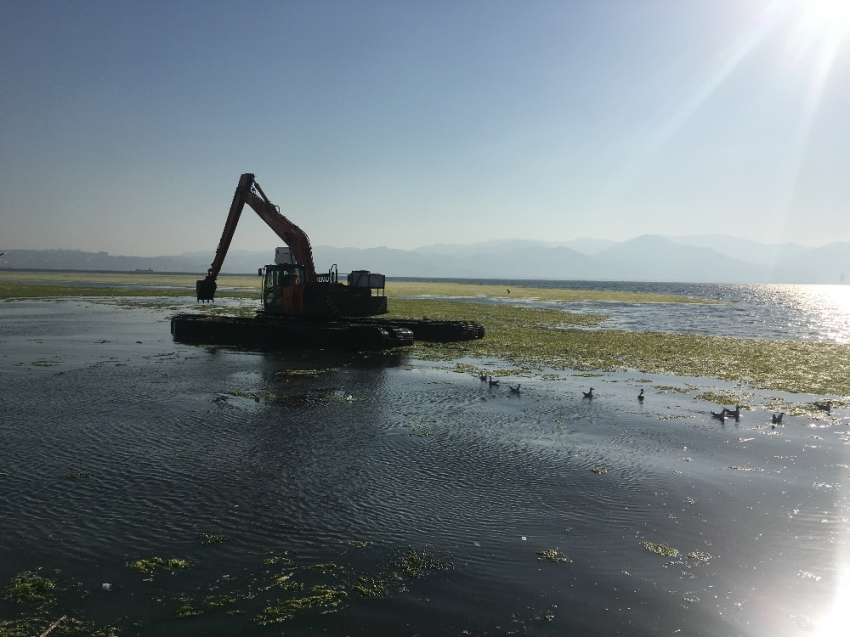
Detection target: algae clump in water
<box><xmin>397</xmin><ymin>548</ymin><xmax>451</xmax><ymax>579</ymax></box>
<box><xmin>695</xmin><ymin>391</ymin><xmax>745</xmax><ymax>406</ymax></box>
<box><xmin>350</xmin><ymin>573</ymin><xmax>406</xmax><ymax>597</ymax></box>
<box><xmin>3</xmin><ymin>571</ymin><xmax>55</xmax><ymax>604</ymax></box>
<box><xmin>310</xmin><ymin>563</ymin><xmax>338</xmax><ymax>571</ymax></box>
<box><xmin>537</xmin><ymin>549</ymin><xmax>571</xmax><ymax>563</ymax></box>
<box><xmin>176</xmin><ymin>604</ymin><xmax>204</xmax><ymax>618</ymax></box>
<box><xmin>688</xmin><ymin>551</ymin><xmax>713</xmax><ymax>563</ymax></box>
<box><xmin>641</xmin><ymin>542</ymin><xmax>679</xmax><ymax>557</ymax></box>
<box><xmin>207</xmin><ymin>594</ymin><xmax>237</xmax><ymax>608</ymax></box>
<box><xmin>127</xmin><ymin>557</ymin><xmax>191</xmax><ymax>576</ymax></box>
<box><xmin>386</xmin><ymin>298</ymin><xmax>850</xmax><ymax>395</ymax></box>
<box><xmin>254</xmin><ymin>585</ymin><xmax>347</xmax><ymax>625</ymax></box>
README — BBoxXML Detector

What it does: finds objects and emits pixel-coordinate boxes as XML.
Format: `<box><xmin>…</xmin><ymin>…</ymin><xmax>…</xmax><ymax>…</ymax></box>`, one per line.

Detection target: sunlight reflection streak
<box><xmin>815</xmin><ymin>476</ymin><xmax>850</xmax><ymax>637</ymax></box>
<box><xmin>610</xmin><ymin>4</ymin><xmax>785</xmax><ymax>192</ymax></box>
<box><xmin>778</xmin><ymin>2</ymin><xmax>847</xmax><ymax>227</ymax></box>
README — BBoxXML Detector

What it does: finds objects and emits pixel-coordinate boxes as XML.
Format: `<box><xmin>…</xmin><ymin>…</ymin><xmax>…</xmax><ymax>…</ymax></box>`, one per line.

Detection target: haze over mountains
<box><xmin>2</xmin><ymin>234</ymin><xmax>848</xmax><ymax>285</ymax></box>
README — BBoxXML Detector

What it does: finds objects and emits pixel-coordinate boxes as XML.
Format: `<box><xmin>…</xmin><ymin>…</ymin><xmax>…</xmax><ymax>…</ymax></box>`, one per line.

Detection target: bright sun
<box><xmin>798</xmin><ymin>0</ymin><xmax>850</xmax><ymax>32</ymax></box>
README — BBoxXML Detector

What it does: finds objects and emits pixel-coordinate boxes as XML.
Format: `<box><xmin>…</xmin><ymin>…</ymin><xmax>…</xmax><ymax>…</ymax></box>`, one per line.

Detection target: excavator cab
<box><xmin>262</xmin><ymin>264</ymin><xmax>306</xmax><ymax>314</ymax></box>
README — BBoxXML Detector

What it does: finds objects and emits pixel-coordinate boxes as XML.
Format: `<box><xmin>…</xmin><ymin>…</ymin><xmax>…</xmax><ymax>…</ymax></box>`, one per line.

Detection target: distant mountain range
<box><xmin>2</xmin><ymin>234</ymin><xmax>849</xmax><ymax>284</ymax></box>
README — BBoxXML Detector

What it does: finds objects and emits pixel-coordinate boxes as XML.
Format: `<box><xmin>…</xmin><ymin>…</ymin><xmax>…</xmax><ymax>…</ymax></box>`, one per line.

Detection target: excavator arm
<box><xmin>196</xmin><ymin>173</ymin><xmax>317</xmax><ymax>302</ymax></box>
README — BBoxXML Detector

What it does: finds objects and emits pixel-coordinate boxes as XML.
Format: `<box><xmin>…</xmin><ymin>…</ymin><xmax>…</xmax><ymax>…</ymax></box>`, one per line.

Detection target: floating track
<box><xmin>171</xmin><ymin>314</ymin><xmax>484</xmax><ymax>350</ymax></box>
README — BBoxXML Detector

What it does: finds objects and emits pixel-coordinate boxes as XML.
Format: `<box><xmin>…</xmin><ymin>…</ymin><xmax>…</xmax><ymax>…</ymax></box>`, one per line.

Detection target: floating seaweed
<box><xmin>653</xmin><ymin>385</ymin><xmax>692</xmax><ymax>393</ymax></box>
<box><xmin>536</xmin><ymin>549</ymin><xmax>571</xmax><ymax>563</ymax></box>
<box><xmin>350</xmin><ymin>572</ymin><xmax>406</xmax><ymax>597</ymax></box>
<box><xmin>764</xmin><ymin>397</ymin><xmax>848</xmax><ymax>419</ymax></box>
<box><xmin>200</xmin><ymin>533</ymin><xmax>229</xmax><ymax>545</ymax></box>
<box><xmin>127</xmin><ymin>557</ymin><xmax>191</xmax><ymax>576</ymax></box>
<box><xmin>64</xmin><ymin>472</ymin><xmax>88</xmax><ymax>479</ymax></box>
<box><xmin>688</xmin><ymin>551</ymin><xmax>713</xmax><ymax>563</ymax></box>
<box><xmin>176</xmin><ymin>604</ymin><xmax>204</xmax><ymax>618</ymax></box>
<box><xmin>386</xmin><ymin>298</ymin><xmax>850</xmax><ymax>395</ymax></box>
<box><xmin>310</xmin><ymin>563</ymin><xmax>338</xmax><ymax>572</ymax></box>
<box><xmin>451</xmin><ymin>363</ymin><xmax>480</xmax><ymax>376</ymax></box>
<box><xmin>402</xmin><ymin>422</ymin><xmax>433</xmax><ymax>437</ymax></box>
<box><xmin>274</xmin><ymin>368</ymin><xmax>336</xmax><ymax>381</ymax></box>
<box><xmin>590</xmin><ymin>468</ymin><xmax>607</xmax><ymax>474</ymax></box>
<box><xmin>385</xmin><ymin>281</ymin><xmax>709</xmax><ymax>305</ymax></box>
<box><xmin>641</xmin><ymin>542</ymin><xmax>679</xmax><ymax>557</ymax></box>
<box><xmin>397</xmin><ymin>548</ymin><xmax>452</xmax><ymax>579</ymax></box>
<box><xmin>263</xmin><ymin>553</ymin><xmax>293</xmax><ymax>566</ymax></box>
<box><xmin>3</xmin><ymin>570</ymin><xmax>55</xmax><ymax>604</ymax></box>
<box><xmin>254</xmin><ymin>585</ymin><xmax>347</xmax><ymax>625</ymax></box>
<box><xmin>695</xmin><ymin>391</ymin><xmax>743</xmax><ymax>405</ymax></box>
<box><xmin>207</xmin><ymin>593</ymin><xmax>237</xmax><ymax>608</ymax></box>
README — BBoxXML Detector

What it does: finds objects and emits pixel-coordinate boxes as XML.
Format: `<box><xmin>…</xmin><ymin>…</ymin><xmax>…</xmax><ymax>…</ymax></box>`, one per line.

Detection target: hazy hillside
<box><xmin>413</xmin><ymin>239</ymin><xmax>574</xmax><ymax>258</ymax></box>
<box><xmin>773</xmin><ymin>242</ymin><xmax>850</xmax><ymax>284</ymax></box>
<box><xmin>561</xmin><ymin>237</ymin><xmax>618</xmax><ymax>256</ymax></box>
<box><xmin>313</xmin><ymin>246</ymin><xmax>486</xmax><ymax>278</ymax></box>
<box><xmin>594</xmin><ymin>235</ymin><xmax>773</xmax><ymax>282</ymax></box>
<box><xmin>666</xmin><ymin>234</ymin><xmax>811</xmax><ymax>266</ymax></box>
<box><xmin>0</xmin><ymin>250</ymin><xmax>210</xmax><ymax>273</ymax></box>
<box><xmin>3</xmin><ymin>235</ymin><xmax>849</xmax><ymax>284</ymax></box>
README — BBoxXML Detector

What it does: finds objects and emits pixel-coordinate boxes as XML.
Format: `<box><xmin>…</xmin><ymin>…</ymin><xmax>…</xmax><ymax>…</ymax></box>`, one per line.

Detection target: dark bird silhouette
<box><xmin>638</xmin><ymin>388</ymin><xmax>645</xmax><ymax>402</ymax></box>
<box><xmin>488</xmin><ymin>376</ymin><xmax>500</xmax><ymax>387</ymax></box>
<box><xmin>509</xmin><ymin>384</ymin><xmax>521</xmax><ymax>394</ymax></box>
<box><xmin>506</xmin><ymin>289</ymin><xmax>511</xmax><ymax>294</ymax></box>
<box><xmin>582</xmin><ymin>387</ymin><xmax>594</xmax><ymax>398</ymax></box>
<box><xmin>724</xmin><ymin>405</ymin><xmax>741</xmax><ymax>419</ymax></box>
<box><xmin>711</xmin><ymin>410</ymin><xmax>727</xmax><ymax>420</ymax></box>
<box><xmin>772</xmin><ymin>412</ymin><xmax>784</xmax><ymax>424</ymax></box>
<box><xmin>479</xmin><ymin>372</ymin><xmax>488</xmax><ymax>381</ymax></box>
<box><xmin>815</xmin><ymin>401</ymin><xmax>832</xmax><ymax>413</ymax></box>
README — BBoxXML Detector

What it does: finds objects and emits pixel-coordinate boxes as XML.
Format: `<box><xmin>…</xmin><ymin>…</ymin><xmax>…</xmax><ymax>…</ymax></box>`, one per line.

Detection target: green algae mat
<box><xmin>2</xmin><ymin>272</ymin><xmax>848</xmax><ymax>397</ymax></box>
<box><xmin>386</xmin><ymin>298</ymin><xmax>850</xmax><ymax>396</ymax></box>
<box><xmin>384</xmin><ymin>280</ymin><xmax>718</xmax><ymax>304</ymax></box>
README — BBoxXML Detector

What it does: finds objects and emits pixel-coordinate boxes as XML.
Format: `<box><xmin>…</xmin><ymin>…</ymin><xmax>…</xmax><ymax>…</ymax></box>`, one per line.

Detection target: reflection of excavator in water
<box><xmin>171</xmin><ymin>173</ymin><xmax>484</xmax><ymax>349</ymax></box>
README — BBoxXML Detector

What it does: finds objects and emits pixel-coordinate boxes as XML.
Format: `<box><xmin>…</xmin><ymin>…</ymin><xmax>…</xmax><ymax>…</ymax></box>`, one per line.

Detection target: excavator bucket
<box><xmin>196</xmin><ymin>279</ymin><xmax>217</xmax><ymax>302</ymax></box>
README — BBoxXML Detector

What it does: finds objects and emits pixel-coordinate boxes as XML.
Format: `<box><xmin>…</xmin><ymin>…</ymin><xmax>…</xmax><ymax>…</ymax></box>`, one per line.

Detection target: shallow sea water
<box><xmin>406</xmin><ymin>280</ymin><xmax>850</xmax><ymax>343</ymax></box>
<box><xmin>1</xmin><ymin>299</ymin><xmax>849</xmax><ymax>636</ymax></box>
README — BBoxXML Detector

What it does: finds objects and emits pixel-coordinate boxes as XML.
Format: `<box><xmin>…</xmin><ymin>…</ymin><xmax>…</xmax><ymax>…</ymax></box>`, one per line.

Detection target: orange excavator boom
<box><xmin>196</xmin><ymin>173</ymin><xmax>317</xmax><ymax>301</ymax></box>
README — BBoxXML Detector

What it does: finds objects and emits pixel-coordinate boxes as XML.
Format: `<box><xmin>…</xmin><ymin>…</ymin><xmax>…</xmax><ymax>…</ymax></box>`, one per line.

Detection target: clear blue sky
<box><xmin>1</xmin><ymin>0</ymin><xmax>848</xmax><ymax>255</ymax></box>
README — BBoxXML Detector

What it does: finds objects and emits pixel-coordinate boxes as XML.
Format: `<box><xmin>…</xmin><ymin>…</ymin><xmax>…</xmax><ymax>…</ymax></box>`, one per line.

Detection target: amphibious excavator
<box><xmin>171</xmin><ymin>173</ymin><xmax>484</xmax><ymax>349</ymax></box>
